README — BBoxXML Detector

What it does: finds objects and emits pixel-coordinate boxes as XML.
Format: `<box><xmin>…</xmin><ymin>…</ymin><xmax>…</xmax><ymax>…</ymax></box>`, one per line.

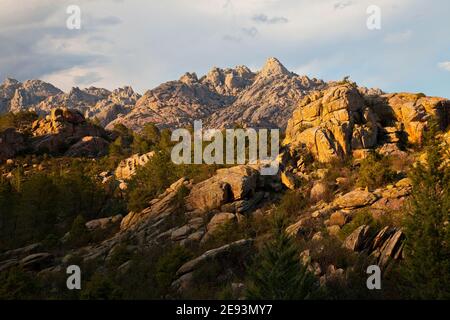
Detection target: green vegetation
<box><xmin>0</xmin><ymin>163</ymin><xmax>125</xmax><ymax>251</ymax></box>
<box><xmin>399</xmin><ymin>123</ymin><xmax>450</xmax><ymax>299</ymax></box>
<box><xmin>0</xmin><ymin>111</ymin><xmax>38</xmax><ymax>133</ymax></box>
<box><xmin>245</xmin><ymin>214</ymin><xmax>317</xmax><ymax>299</ymax></box>
<box><xmin>357</xmin><ymin>153</ymin><xmax>396</xmax><ymax>190</ymax></box>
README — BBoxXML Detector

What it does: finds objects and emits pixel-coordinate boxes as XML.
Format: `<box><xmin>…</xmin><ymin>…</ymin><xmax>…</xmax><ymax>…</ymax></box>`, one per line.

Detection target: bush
<box><xmin>80</xmin><ymin>273</ymin><xmax>123</xmax><ymax>300</ymax></box>
<box><xmin>0</xmin><ymin>266</ymin><xmax>42</xmax><ymax>299</ymax></box>
<box><xmin>155</xmin><ymin>245</ymin><xmax>193</xmax><ymax>293</ymax></box>
<box><xmin>339</xmin><ymin>209</ymin><xmax>383</xmax><ymax>240</ymax></box>
<box><xmin>357</xmin><ymin>153</ymin><xmax>396</xmax><ymax>190</ymax></box>
<box><xmin>277</xmin><ymin>190</ymin><xmax>308</xmax><ymax>217</ymax></box>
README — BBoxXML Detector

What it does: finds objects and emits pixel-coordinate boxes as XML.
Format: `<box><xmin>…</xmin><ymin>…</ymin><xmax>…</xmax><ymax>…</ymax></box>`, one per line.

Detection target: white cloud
<box><xmin>438</xmin><ymin>61</ymin><xmax>450</xmax><ymax>71</ymax></box>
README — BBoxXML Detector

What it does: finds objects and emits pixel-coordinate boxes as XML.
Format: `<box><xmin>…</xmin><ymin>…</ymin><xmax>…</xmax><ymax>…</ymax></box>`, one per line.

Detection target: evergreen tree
<box><xmin>400</xmin><ymin>122</ymin><xmax>450</xmax><ymax>299</ymax></box>
<box><xmin>245</xmin><ymin>214</ymin><xmax>317</xmax><ymax>300</ymax></box>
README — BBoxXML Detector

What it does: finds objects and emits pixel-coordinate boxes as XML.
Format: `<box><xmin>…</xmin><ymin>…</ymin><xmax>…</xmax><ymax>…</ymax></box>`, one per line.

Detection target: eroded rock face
<box><xmin>206</xmin><ymin>58</ymin><xmax>325</xmax><ymax>129</ymax></box>
<box><xmin>382</xmin><ymin>93</ymin><xmax>450</xmax><ymax>144</ymax></box>
<box><xmin>185</xmin><ymin>165</ymin><xmax>260</xmax><ymax>212</ymax></box>
<box><xmin>108</xmin><ymin>58</ymin><xmax>325</xmax><ymax>131</ymax></box>
<box><xmin>114</xmin><ymin>151</ymin><xmax>155</xmax><ymax>180</ymax></box>
<box><xmin>30</xmin><ymin>108</ymin><xmax>108</xmax><ymax>155</ymax></box>
<box><xmin>120</xmin><ymin>177</ymin><xmax>189</xmax><ymax>231</ymax></box>
<box><xmin>64</xmin><ymin>136</ymin><xmax>110</xmax><ymax>157</ymax></box>
<box><xmin>344</xmin><ymin>225</ymin><xmax>405</xmax><ymax>267</ymax></box>
<box><xmin>85</xmin><ymin>86</ymin><xmax>141</xmax><ymax>127</ymax></box>
<box><xmin>284</xmin><ymin>84</ymin><xmax>450</xmax><ymax>163</ymax></box>
<box><xmin>284</xmin><ymin>83</ymin><xmax>376</xmax><ymax>162</ymax></box>
<box><xmin>0</xmin><ymin>78</ymin><xmax>62</xmax><ymax>113</ymax></box>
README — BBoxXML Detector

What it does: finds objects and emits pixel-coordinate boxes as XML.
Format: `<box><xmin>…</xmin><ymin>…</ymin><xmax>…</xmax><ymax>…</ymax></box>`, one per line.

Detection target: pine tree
<box><xmin>245</xmin><ymin>214</ymin><xmax>317</xmax><ymax>300</ymax></box>
<box><xmin>400</xmin><ymin>122</ymin><xmax>450</xmax><ymax>299</ymax></box>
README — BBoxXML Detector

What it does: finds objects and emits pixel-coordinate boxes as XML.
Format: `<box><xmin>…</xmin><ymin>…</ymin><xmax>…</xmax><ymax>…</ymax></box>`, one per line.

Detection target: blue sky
<box><xmin>1</xmin><ymin>0</ymin><xmax>449</xmax><ymax>98</ymax></box>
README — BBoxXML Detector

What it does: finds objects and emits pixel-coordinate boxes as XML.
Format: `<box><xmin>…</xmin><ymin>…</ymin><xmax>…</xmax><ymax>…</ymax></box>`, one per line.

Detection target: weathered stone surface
<box><xmin>384</xmin><ymin>93</ymin><xmax>450</xmax><ymax>144</ymax></box>
<box><xmin>344</xmin><ymin>225</ymin><xmax>372</xmax><ymax>251</ymax></box>
<box><xmin>310</xmin><ymin>181</ymin><xmax>328</xmax><ymax>202</ymax></box>
<box><xmin>215</xmin><ymin>165</ymin><xmax>259</xmax><ymax>200</ymax></box>
<box><xmin>20</xmin><ymin>253</ymin><xmax>54</xmax><ymax>271</ymax></box>
<box><xmin>64</xmin><ymin>136</ymin><xmax>109</xmax><ymax>157</ymax></box>
<box><xmin>334</xmin><ymin>188</ymin><xmax>377</xmax><ymax>209</ymax></box>
<box><xmin>207</xmin><ymin>213</ymin><xmax>236</xmax><ymax>233</ymax></box>
<box><xmin>85</xmin><ymin>215</ymin><xmax>123</xmax><ymax>231</ymax></box>
<box><xmin>30</xmin><ymin>108</ymin><xmax>109</xmax><ymax>155</ymax></box>
<box><xmin>185</xmin><ymin>165</ymin><xmax>261</xmax><ymax>212</ymax></box>
<box><xmin>121</xmin><ymin>177</ymin><xmax>189</xmax><ymax>230</ymax></box>
<box><xmin>378</xmin><ymin>229</ymin><xmax>405</xmax><ymax>266</ymax></box>
<box><xmin>284</xmin><ymin>83</ymin><xmax>368</xmax><ymax>162</ymax></box>
<box><xmin>175</xmin><ymin>239</ymin><xmax>254</xmax><ymax>277</ymax></box>
<box><xmin>185</xmin><ymin>180</ymin><xmax>231</xmax><ymax>211</ymax></box>
<box><xmin>114</xmin><ymin>151</ymin><xmax>155</xmax><ymax>180</ymax></box>
<box><xmin>328</xmin><ymin>211</ymin><xmax>348</xmax><ymax>227</ymax></box>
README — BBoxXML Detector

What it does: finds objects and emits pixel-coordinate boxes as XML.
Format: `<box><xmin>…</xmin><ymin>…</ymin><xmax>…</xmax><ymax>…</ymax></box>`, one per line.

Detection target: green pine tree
<box><xmin>400</xmin><ymin>122</ymin><xmax>450</xmax><ymax>299</ymax></box>
<box><xmin>245</xmin><ymin>214</ymin><xmax>317</xmax><ymax>300</ymax></box>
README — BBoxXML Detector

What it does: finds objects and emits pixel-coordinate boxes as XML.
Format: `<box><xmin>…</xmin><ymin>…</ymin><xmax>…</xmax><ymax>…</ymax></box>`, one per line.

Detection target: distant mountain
<box><xmin>0</xmin><ymin>58</ymin><xmax>332</xmax><ymax>131</ymax></box>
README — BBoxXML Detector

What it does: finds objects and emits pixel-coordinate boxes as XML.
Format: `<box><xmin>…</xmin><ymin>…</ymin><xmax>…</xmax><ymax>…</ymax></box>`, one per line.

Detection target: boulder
<box><xmin>185</xmin><ymin>165</ymin><xmax>260</xmax><ymax>212</ymax></box>
<box><xmin>175</xmin><ymin>239</ymin><xmax>254</xmax><ymax>277</ymax></box>
<box><xmin>121</xmin><ymin>177</ymin><xmax>189</xmax><ymax>230</ymax></box>
<box><xmin>334</xmin><ymin>188</ymin><xmax>377</xmax><ymax>209</ymax></box>
<box><xmin>378</xmin><ymin>229</ymin><xmax>405</xmax><ymax>266</ymax></box>
<box><xmin>310</xmin><ymin>181</ymin><xmax>328</xmax><ymax>202</ymax></box>
<box><xmin>207</xmin><ymin>212</ymin><xmax>236</xmax><ymax>234</ymax></box>
<box><xmin>64</xmin><ymin>136</ymin><xmax>109</xmax><ymax>157</ymax></box>
<box><xmin>328</xmin><ymin>210</ymin><xmax>348</xmax><ymax>227</ymax></box>
<box><xmin>185</xmin><ymin>180</ymin><xmax>231</xmax><ymax>212</ymax></box>
<box><xmin>343</xmin><ymin>225</ymin><xmax>372</xmax><ymax>251</ymax></box>
<box><xmin>20</xmin><ymin>253</ymin><xmax>54</xmax><ymax>271</ymax></box>
<box><xmin>85</xmin><ymin>215</ymin><xmax>123</xmax><ymax>231</ymax></box>
<box><xmin>215</xmin><ymin>165</ymin><xmax>259</xmax><ymax>200</ymax></box>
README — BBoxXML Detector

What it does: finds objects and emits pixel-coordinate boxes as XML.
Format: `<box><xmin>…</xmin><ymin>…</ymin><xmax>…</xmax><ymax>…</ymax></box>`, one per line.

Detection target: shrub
<box><xmin>277</xmin><ymin>190</ymin><xmax>308</xmax><ymax>217</ymax></box>
<box><xmin>339</xmin><ymin>209</ymin><xmax>383</xmax><ymax>240</ymax></box>
<box><xmin>357</xmin><ymin>153</ymin><xmax>396</xmax><ymax>190</ymax></box>
<box><xmin>155</xmin><ymin>246</ymin><xmax>193</xmax><ymax>293</ymax></box>
<box><xmin>81</xmin><ymin>273</ymin><xmax>123</xmax><ymax>300</ymax></box>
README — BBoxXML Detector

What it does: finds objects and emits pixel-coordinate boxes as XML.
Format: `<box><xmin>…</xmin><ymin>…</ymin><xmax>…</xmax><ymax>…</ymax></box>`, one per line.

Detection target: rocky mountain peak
<box><xmin>258</xmin><ymin>57</ymin><xmax>292</xmax><ymax>78</ymax></box>
<box><xmin>179</xmin><ymin>72</ymin><xmax>199</xmax><ymax>84</ymax></box>
<box><xmin>2</xmin><ymin>78</ymin><xmax>20</xmax><ymax>86</ymax></box>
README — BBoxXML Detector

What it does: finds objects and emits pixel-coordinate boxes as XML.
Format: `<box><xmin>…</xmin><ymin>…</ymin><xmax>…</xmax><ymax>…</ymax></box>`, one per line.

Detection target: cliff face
<box><xmin>284</xmin><ymin>83</ymin><xmax>450</xmax><ymax>163</ymax></box>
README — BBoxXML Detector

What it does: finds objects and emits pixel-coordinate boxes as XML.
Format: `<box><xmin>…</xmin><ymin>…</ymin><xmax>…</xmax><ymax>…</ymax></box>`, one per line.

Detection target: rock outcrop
<box><xmin>284</xmin><ymin>83</ymin><xmax>378</xmax><ymax>162</ymax></box>
<box><xmin>284</xmin><ymin>83</ymin><xmax>450</xmax><ymax>163</ymax></box>
<box><xmin>114</xmin><ymin>151</ymin><xmax>155</xmax><ymax>180</ymax></box>
<box><xmin>29</xmin><ymin>108</ymin><xmax>109</xmax><ymax>155</ymax></box>
<box><xmin>185</xmin><ymin>165</ymin><xmax>261</xmax><ymax>212</ymax></box>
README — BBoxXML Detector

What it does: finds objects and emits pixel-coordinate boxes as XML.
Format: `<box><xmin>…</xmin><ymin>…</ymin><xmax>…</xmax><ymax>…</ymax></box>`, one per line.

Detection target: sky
<box><xmin>1</xmin><ymin>0</ymin><xmax>449</xmax><ymax>98</ymax></box>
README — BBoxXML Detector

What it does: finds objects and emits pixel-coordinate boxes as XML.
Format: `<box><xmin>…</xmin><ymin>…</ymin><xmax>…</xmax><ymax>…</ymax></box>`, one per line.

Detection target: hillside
<box><xmin>0</xmin><ymin>60</ymin><xmax>449</xmax><ymax>300</ymax></box>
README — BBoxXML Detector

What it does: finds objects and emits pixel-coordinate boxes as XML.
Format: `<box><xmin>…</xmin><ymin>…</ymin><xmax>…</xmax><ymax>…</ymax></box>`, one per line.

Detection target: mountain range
<box><xmin>1</xmin><ymin>58</ymin><xmax>343</xmax><ymax>131</ymax></box>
